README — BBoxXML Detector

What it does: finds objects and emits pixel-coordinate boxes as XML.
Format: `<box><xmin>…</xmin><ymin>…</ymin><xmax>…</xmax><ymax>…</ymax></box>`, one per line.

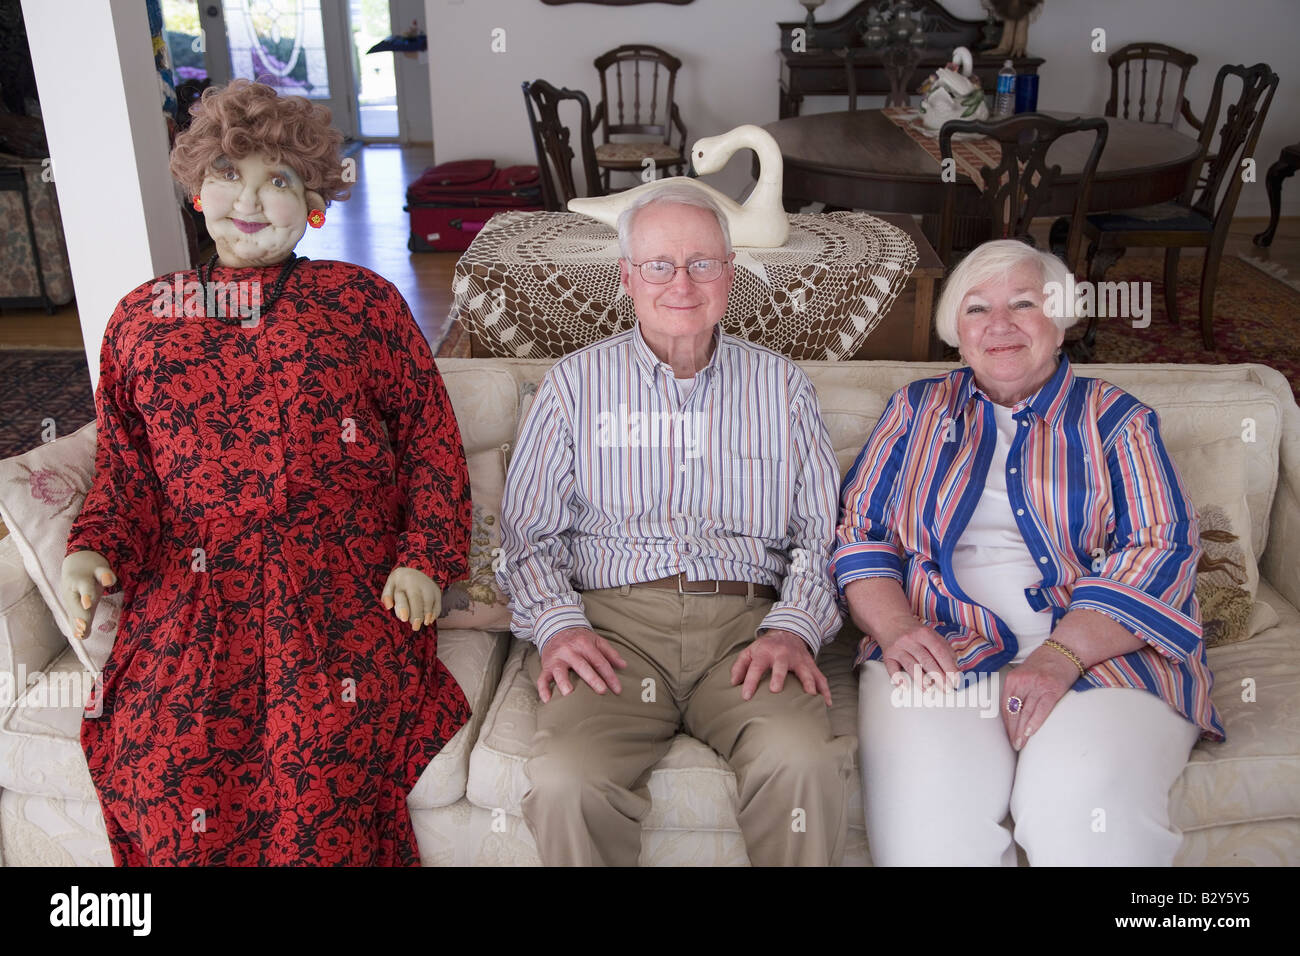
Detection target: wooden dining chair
<box><xmin>591</xmin><ymin>44</ymin><xmax>688</xmax><ymax>192</ymax></box>
<box><xmin>1102</xmin><ymin>40</ymin><xmax>1221</xmax><ymax>198</ymax></box>
<box><xmin>522</xmin><ymin>79</ymin><xmax>604</xmax><ymax>212</ymax></box>
<box><xmin>1080</xmin><ymin>62</ymin><xmax>1278</xmax><ymax>351</ymax></box>
<box><xmin>839</xmin><ymin>48</ymin><xmax>861</xmax><ymax>112</ymax></box>
<box><xmin>937</xmin><ymin>112</ymin><xmax>1109</xmax><ymax>273</ymax></box>
<box><xmin>1105</xmin><ymin>42</ymin><xmax>1201</xmax><ymax>130</ymax></box>
<box><xmin>1049</xmin><ymin>42</ymin><xmax>1208</xmax><ymax>271</ymax></box>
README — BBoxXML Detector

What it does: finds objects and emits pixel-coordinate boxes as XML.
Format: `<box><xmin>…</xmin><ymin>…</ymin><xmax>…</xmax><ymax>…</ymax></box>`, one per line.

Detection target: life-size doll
<box><xmin>60</xmin><ymin>79</ymin><xmax>471</xmax><ymax>866</ymax></box>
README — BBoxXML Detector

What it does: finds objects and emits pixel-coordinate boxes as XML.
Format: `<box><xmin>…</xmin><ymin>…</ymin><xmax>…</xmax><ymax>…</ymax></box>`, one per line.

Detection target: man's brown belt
<box><xmin>627</xmin><ymin>572</ymin><xmax>779</xmax><ymax>601</ymax></box>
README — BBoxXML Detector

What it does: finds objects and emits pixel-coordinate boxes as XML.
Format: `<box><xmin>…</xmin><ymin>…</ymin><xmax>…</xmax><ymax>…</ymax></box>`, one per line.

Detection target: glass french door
<box><xmin>196</xmin><ymin>0</ymin><xmax>358</xmax><ymax>138</ymax></box>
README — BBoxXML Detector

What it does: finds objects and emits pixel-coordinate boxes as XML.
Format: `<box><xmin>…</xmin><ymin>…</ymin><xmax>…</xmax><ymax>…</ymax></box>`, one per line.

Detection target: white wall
<box><xmin>1025</xmin><ymin>0</ymin><xmax>1299</xmax><ymax>218</ymax></box>
<box><xmin>425</xmin><ymin>0</ymin><xmax>1299</xmax><ymax>215</ymax></box>
<box><xmin>23</xmin><ymin>0</ymin><xmax>189</xmax><ymax>388</ymax></box>
<box><xmin>392</xmin><ymin>0</ymin><xmax>433</xmax><ymax>142</ymax></box>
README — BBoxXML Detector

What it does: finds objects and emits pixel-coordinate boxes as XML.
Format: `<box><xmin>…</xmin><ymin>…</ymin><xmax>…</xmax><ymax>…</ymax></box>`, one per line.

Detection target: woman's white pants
<box><xmin>858</xmin><ymin>660</ymin><xmax>1200</xmax><ymax>866</ymax></box>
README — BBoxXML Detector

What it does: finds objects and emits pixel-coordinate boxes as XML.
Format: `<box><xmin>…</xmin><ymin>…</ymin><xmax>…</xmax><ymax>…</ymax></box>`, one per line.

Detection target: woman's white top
<box><xmin>950</xmin><ymin>402</ymin><xmax>1054</xmax><ymax>663</ymax></box>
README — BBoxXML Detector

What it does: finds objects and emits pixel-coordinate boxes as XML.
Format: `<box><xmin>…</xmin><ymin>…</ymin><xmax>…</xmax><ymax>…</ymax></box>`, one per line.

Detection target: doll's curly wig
<box><xmin>169</xmin><ymin>79</ymin><xmax>350</xmax><ymax>205</ymax></box>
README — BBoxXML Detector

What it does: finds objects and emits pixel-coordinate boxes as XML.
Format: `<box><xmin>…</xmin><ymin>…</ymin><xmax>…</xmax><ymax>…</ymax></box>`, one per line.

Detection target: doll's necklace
<box><xmin>197</xmin><ymin>252</ymin><xmax>304</xmax><ymax>326</ymax></box>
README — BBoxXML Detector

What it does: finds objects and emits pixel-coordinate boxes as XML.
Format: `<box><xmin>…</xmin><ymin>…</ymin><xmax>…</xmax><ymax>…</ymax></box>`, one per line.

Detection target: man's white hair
<box><xmin>615</xmin><ymin>182</ymin><xmax>733</xmax><ymax>260</ymax></box>
<box><xmin>933</xmin><ymin>239</ymin><xmax>1076</xmax><ymax>348</ymax></box>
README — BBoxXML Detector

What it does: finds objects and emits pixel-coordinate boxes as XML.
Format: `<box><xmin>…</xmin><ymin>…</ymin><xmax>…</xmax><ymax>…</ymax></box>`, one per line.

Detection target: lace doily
<box><xmin>449</xmin><ymin>210</ymin><xmax>919</xmax><ymax>360</ymax></box>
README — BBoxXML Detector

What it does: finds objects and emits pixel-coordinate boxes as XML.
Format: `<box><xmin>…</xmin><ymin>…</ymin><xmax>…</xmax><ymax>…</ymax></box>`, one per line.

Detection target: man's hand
<box><xmin>381</xmin><ymin>566</ymin><xmax>442</xmax><ymax>631</ymax></box>
<box><xmin>537</xmin><ymin>627</ymin><xmax>628</xmax><ymax>703</ymax></box>
<box><xmin>730</xmin><ymin>629</ymin><xmax>831</xmax><ymax>706</ymax></box>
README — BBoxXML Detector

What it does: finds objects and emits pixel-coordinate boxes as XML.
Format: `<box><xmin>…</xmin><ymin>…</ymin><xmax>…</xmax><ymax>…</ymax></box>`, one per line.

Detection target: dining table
<box><xmin>760</xmin><ymin>108</ymin><xmax>1205</xmax><ymax>218</ymax></box>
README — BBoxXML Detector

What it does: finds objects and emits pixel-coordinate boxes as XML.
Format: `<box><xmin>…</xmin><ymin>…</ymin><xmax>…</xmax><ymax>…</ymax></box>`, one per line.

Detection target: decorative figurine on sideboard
<box><xmin>980</xmin><ymin>0</ymin><xmax>1044</xmax><ymax>58</ymax></box>
<box><xmin>859</xmin><ymin>0</ymin><xmax>929</xmax><ymax>107</ymax></box>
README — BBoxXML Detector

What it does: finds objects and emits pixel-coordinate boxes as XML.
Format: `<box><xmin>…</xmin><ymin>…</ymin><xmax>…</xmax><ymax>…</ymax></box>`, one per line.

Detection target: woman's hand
<box><xmin>844</xmin><ymin>577</ymin><xmax>959</xmax><ymax>691</ymax></box>
<box><xmin>381</xmin><ymin>566</ymin><xmax>442</xmax><ymax>631</ymax></box>
<box><xmin>60</xmin><ymin>551</ymin><xmax>117</xmax><ymax>640</ymax></box>
<box><xmin>1000</xmin><ymin>645</ymin><xmax>1079</xmax><ymax>750</ymax></box>
<box><xmin>877</xmin><ymin>615</ymin><xmax>960</xmax><ymax>691</ymax></box>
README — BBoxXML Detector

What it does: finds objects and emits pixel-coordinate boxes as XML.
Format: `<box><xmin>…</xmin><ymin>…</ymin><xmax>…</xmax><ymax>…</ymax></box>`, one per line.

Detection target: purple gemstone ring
<box><xmin>1006</xmin><ymin>696</ymin><xmax>1023</xmax><ymax>715</ymax></box>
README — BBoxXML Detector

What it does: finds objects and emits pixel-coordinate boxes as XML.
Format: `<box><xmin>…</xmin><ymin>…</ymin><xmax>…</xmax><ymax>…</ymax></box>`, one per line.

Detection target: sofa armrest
<box><xmin>1262</xmin><ymin>469</ymin><xmax>1300</xmax><ymax>611</ymax></box>
<box><xmin>0</xmin><ymin>534</ymin><xmax>67</xmax><ymax>682</ymax></box>
<box><xmin>1260</xmin><ymin>374</ymin><xmax>1300</xmax><ymax>610</ymax></box>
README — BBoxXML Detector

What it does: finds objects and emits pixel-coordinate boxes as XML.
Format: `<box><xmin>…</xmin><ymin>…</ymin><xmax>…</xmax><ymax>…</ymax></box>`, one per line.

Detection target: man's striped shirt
<box><xmin>497</xmin><ymin>324</ymin><xmax>842</xmax><ymax>655</ymax></box>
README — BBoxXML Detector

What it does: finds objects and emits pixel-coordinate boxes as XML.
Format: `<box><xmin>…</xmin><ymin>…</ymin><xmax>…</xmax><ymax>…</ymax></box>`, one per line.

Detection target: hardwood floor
<box><xmin>292</xmin><ymin>143</ymin><xmax>460</xmax><ymax>345</ymax></box>
<box><xmin>0</xmin><ymin>143</ymin><xmax>1296</xmax><ymax>354</ymax></box>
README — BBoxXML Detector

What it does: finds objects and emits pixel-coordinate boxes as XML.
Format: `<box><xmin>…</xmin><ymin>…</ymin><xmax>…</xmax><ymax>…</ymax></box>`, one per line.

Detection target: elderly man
<box><xmin>496</xmin><ymin>184</ymin><xmax>855</xmax><ymax>866</ymax></box>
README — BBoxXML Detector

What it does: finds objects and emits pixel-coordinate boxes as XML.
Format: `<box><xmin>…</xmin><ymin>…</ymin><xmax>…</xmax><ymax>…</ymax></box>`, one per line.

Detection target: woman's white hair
<box><xmin>933</xmin><ymin>239</ymin><xmax>1076</xmax><ymax>348</ymax></box>
<box><xmin>616</xmin><ymin>182</ymin><xmax>733</xmax><ymax>259</ymax></box>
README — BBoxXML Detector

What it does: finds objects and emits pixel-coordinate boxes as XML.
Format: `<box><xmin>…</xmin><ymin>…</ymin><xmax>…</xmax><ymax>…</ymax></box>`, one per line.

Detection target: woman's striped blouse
<box><xmin>832</xmin><ymin>356</ymin><xmax>1224</xmax><ymax>740</ymax></box>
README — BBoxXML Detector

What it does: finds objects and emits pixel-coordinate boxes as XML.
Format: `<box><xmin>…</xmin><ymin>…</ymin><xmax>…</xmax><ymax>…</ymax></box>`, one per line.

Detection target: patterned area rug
<box><xmin>0</xmin><ymin>348</ymin><xmax>94</xmax><ymax>460</ymax></box>
<box><xmin>1084</xmin><ymin>255</ymin><xmax>1300</xmax><ymax>402</ymax></box>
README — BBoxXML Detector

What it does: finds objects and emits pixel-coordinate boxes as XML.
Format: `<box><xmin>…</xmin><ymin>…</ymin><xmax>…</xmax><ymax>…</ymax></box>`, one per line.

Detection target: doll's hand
<box><xmin>60</xmin><ymin>551</ymin><xmax>117</xmax><ymax>641</ymax></box>
<box><xmin>381</xmin><ymin>567</ymin><xmax>442</xmax><ymax>632</ymax></box>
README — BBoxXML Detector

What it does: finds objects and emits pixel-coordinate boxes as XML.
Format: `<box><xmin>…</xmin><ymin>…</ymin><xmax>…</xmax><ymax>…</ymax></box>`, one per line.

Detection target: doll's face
<box><xmin>199</xmin><ymin>152</ymin><xmax>324</xmax><ymax>268</ymax></box>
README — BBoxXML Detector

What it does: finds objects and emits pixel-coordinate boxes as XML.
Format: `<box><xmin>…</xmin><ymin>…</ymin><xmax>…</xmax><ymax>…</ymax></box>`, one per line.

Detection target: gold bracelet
<box><xmin>1043</xmin><ymin>638</ymin><xmax>1086</xmax><ymax>678</ymax></box>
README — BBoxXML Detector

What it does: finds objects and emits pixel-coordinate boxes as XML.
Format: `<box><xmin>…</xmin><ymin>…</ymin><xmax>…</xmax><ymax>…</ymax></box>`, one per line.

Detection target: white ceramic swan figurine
<box><xmin>918</xmin><ymin>46</ymin><xmax>989</xmax><ymax>131</ymax></box>
<box><xmin>566</xmin><ymin>124</ymin><xmax>789</xmax><ymax>247</ymax></box>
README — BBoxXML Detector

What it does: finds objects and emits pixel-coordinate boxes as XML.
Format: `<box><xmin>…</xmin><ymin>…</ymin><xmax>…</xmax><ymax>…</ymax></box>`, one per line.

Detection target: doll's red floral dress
<box><xmin>66</xmin><ymin>259</ymin><xmax>471</xmax><ymax>865</ymax></box>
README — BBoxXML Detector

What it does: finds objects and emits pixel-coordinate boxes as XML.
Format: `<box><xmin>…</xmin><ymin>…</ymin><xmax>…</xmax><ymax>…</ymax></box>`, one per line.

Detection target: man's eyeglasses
<box><xmin>628</xmin><ymin>256</ymin><xmax>732</xmax><ymax>284</ymax></box>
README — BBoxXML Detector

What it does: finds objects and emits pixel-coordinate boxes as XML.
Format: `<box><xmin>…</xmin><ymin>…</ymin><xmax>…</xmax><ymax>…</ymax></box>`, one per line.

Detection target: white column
<box><xmin>21</xmin><ymin>0</ymin><xmax>189</xmax><ymax>388</ymax></box>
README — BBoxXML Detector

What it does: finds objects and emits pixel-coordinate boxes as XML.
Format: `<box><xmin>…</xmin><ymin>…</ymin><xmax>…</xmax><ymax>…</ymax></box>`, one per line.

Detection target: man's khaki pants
<box><xmin>522</xmin><ymin>585</ymin><xmax>856</xmax><ymax>866</ymax></box>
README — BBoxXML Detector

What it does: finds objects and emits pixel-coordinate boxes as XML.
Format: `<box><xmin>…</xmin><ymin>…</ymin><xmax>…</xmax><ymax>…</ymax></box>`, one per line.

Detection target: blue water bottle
<box><xmin>994</xmin><ymin>60</ymin><xmax>1016</xmax><ymax>117</ymax></box>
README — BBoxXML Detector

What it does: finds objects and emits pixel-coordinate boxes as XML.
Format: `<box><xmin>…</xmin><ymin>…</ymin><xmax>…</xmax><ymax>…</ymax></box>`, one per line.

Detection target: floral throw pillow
<box><xmin>0</xmin><ymin>422</ymin><xmax>117</xmax><ymax>672</ymax></box>
<box><xmin>1166</xmin><ymin>435</ymin><xmax>1277</xmax><ymax>647</ymax></box>
<box><xmin>438</xmin><ymin>444</ymin><xmax>510</xmax><ymax>631</ymax></box>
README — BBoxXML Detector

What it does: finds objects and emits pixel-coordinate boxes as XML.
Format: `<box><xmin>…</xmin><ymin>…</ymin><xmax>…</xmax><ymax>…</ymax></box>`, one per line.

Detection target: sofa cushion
<box><xmin>0</xmin><ymin>790</ymin><xmax>114</xmax><ymax>867</ymax></box>
<box><xmin>407</xmin><ymin>628</ymin><xmax>511</xmax><ymax>809</ymax></box>
<box><xmin>812</xmin><ymin>382</ymin><xmax>887</xmax><ymax>479</ymax></box>
<box><xmin>1173</xmin><ymin>578</ymin><xmax>1300</xmax><ymax>832</ymax></box>
<box><xmin>437</xmin><ymin>366</ymin><xmax>517</xmax><ymax>631</ymax></box>
<box><xmin>0</xmin><ymin>627</ymin><xmax>511</xmax><ymax>809</ymax></box>
<box><xmin>1170</xmin><ymin>436</ymin><xmax>1274</xmax><ymax>645</ymax></box>
<box><xmin>0</xmin><ymin>421</ymin><xmax>120</xmax><ymax>672</ymax></box>
<box><xmin>0</xmin><ymin>644</ymin><xmax>97</xmax><ymax>802</ymax></box>
<box><xmin>466</xmin><ymin>629</ymin><xmax>864</xmax><ymax>841</ymax></box>
<box><xmin>436</xmin><ymin>447</ymin><xmax>511</xmax><ymax>631</ymax></box>
<box><xmin>0</xmin><ymin>533</ymin><xmax>67</xmax><ymax>687</ymax></box>
<box><xmin>1125</xmin><ymin>381</ymin><xmax>1282</xmax><ymax>564</ymax></box>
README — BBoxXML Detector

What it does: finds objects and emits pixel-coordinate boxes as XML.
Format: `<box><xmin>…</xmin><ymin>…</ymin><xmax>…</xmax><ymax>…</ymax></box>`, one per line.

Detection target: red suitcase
<box><xmin>405</xmin><ymin>159</ymin><xmax>543</xmax><ymax>252</ymax></box>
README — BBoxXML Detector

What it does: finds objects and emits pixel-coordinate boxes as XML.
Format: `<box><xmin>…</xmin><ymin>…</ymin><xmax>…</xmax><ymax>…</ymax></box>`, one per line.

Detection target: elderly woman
<box><xmin>60</xmin><ymin>80</ymin><xmax>471</xmax><ymax>865</ymax></box>
<box><xmin>833</xmin><ymin>239</ymin><xmax>1222</xmax><ymax>866</ymax></box>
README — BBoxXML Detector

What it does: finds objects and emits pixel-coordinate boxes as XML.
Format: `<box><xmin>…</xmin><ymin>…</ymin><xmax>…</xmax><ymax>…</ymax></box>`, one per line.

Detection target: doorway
<box><xmin>163</xmin><ymin>0</ymin><xmax>359</xmax><ymax>139</ymax></box>
<box><xmin>349</xmin><ymin>0</ymin><xmax>398</xmax><ymax>141</ymax></box>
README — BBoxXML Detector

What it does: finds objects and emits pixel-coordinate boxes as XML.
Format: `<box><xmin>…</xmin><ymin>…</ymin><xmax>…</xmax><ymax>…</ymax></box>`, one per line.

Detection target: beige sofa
<box><xmin>1</xmin><ymin>358</ymin><xmax>1298</xmax><ymax>866</ymax></box>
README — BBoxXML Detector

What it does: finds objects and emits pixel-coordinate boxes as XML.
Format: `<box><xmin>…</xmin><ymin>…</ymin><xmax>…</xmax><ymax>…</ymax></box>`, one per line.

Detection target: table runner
<box><xmin>882</xmin><ymin>107</ymin><xmax>1000</xmax><ymax>191</ymax></box>
<box><xmin>449</xmin><ymin>210</ymin><xmax>918</xmax><ymax>361</ymax></box>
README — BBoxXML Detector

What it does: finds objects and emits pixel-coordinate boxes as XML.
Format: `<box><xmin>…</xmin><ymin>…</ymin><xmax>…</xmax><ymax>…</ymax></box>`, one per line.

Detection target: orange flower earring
<box><xmin>191</xmin><ymin>195</ymin><xmax>202</xmax><ymax>212</ymax></box>
<box><xmin>307</xmin><ymin>209</ymin><xmax>325</xmax><ymax>228</ymax></box>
